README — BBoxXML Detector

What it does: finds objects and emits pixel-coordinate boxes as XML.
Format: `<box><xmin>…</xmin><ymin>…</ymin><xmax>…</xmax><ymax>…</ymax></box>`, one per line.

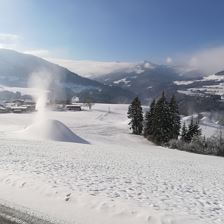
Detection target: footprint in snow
<box><xmin>65</xmin><ymin>193</ymin><xmax>71</xmax><ymax>201</ymax></box>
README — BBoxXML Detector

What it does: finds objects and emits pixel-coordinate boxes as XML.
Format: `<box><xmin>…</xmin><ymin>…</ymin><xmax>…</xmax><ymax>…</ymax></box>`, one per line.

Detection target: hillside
<box><xmin>0</xmin><ymin>104</ymin><xmax>223</xmax><ymax>224</ymax></box>
<box><xmin>95</xmin><ymin>61</ymin><xmax>224</xmax><ymax>113</ymax></box>
<box><xmin>0</xmin><ymin>49</ymin><xmax>134</xmax><ymax>103</ymax></box>
<box><xmin>95</xmin><ymin>61</ymin><xmax>205</xmax><ymax>101</ymax></box>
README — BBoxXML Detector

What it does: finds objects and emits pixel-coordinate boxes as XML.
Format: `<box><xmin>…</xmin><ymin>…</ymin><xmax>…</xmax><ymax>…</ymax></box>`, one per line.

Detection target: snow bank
<box><xmin>0</xmin><ymin>180</ymin><xmax>194</xmax><ymax>224</ymax></box>
<box><xmin>19</xmin><ymin>119</ymin><xmax>89</xmax><ymax>144</ymax></box>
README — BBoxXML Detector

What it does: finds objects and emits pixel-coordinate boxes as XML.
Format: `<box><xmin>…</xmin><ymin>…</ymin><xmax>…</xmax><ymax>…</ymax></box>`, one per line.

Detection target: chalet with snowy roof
<box><xmin>65</xmin><ymin>104</ymin><xmax>82</xmax><ymax>111</ymax></box>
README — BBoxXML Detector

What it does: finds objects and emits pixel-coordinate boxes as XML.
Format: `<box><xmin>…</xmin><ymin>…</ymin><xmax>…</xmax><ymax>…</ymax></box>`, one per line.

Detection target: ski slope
<box><xmin>0</xmin><ymin>104</ymin><xmax>223</xmax><ymax>224</ymax></box>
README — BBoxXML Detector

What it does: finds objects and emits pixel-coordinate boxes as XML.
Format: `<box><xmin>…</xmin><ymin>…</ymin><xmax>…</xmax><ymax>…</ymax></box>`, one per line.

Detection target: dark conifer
<box><xmin>152</xmin><ymin>92</ymin><xmax>173</xmax><ymax>144</ymax></box>
<box><xmin>127</xmin><ymin>97</ymin><xmax>143</xmax><ymax>135</ymax></box>
<box><xmin>169</xmin><ymin>95</ymin><xmax>181</xmax><ymax>139</ymax></box>
<box><xmin>186</xmin><ymin>117</ymin><xmax>201</xmax><ymax>142</ymax></box>
<box><xmin>144</xmin><ymin>99</ymin><xmax>156</xmax><ymax>137</ymax></box>
<box><xmin>181</xmin><ymin>122</ymin><xmax>188</xmax><ymax>142</ymax></box>
<box><xmin>192</xmin><ymin>119</ymin><xmax>202</xmax><ymax>137</ymax></box>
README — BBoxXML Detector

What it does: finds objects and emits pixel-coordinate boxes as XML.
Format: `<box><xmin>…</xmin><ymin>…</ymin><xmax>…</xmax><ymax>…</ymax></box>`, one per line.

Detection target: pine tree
<box><xmin>192</xmin><ymin>119</ymin><xmax>202</xmax><ymax>137</ymax></box>
<box><xmin>181</xmin><ymin>122</ymin><xmax>188</xmax><ymax>142</ymax></box>
<box><xmin>152</xmin><ymin>92</ymin><xmax>173</xmax><ymax>144</ymax></box>
<box><xmin>144</xmin><ymin>99</ymin><xmax>156</xmax><ymax>138</ymax></box>
<box><xmin>186</xmin><ymin>117</ymin><xmax>201</xmax><ymax>142</ymax></box>
<box><xmin>127</xmin><ymin>97</ymin><xmax>143</xmax><ymax>135</ymax></box>
<box><xmin>169</xmin><ymin>95</ymin><xmax>181</xmax><ymax>139</ymax></box>
<box><xmin>185</xmin><ymin>117</ymin><xmax>194</xmax><ymax>142</ymax></box>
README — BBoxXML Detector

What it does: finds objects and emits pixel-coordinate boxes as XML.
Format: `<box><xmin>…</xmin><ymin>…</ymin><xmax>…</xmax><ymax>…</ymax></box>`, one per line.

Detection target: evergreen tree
<box><xmin>169</xmin><ymin>95</ymin><xmax>181</xmax><ymax>139</ymax></box>
<box><xmin>185</xmin><ymin>117</ymin><xmax>201</xmax><ymax>142</ymax></box>
<box><xmin>185</xmin><ymin>117</ymin><xmax>194</xmax><ymax>142</ymax></box>
<box><xmin>127</xmin><ymin>97</ymin><xmax>143</xmax><ymax>135</ymax></box>
<box><xmin>152</xmin><ymin>92</ymin><xmax>173</xmax><ymax>144</ymax></box>
<box><xmin>192</xmin><ymin>119</ymin><xmax>202</xmax><ymax>137</ymax></box>
<box><xmin>181</xmin><ymin>122</ymin><xmax>188</xmax><ymax>142</ymax></box>
<box><xmin>144</xmin><ymin>99</ymin><xmax>156</xmax><ymax>137</ymax></box>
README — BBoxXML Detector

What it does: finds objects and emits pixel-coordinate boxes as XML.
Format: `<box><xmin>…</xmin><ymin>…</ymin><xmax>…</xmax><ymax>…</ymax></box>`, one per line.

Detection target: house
<box><xmin>0</xmin><ymin>104</ymin><xmax>9</xmax><ymax>113</ymax></box>
<box><xmin>65</xmin><ymin>104</ymin><xmax>82</xmax><ymax>111</ymax></box>
<box><xmin>10</xmin><ymin>106</ymin><xmax>28</xmax><ymax>113</ymax></box>
<box><xmin>4</xmin><ymin>99</ymin><xmax>36</xmax><ymax>113</ymax></box>
<box><xmin>12</xmin><ymin>99</ymin><xmax>25</xmax><ymax>106</ymax></box>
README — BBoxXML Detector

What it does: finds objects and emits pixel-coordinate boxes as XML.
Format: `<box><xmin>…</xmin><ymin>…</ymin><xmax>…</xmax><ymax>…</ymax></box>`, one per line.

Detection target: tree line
<box><xmin>128</xmin><ymin>92</ymin><xmax>200</xmax><ymax>144</ymax></box>
<box><xmin>127</xmin><ymin>92</ymin><xmax>224</xmax><ymax>156</ymax></box>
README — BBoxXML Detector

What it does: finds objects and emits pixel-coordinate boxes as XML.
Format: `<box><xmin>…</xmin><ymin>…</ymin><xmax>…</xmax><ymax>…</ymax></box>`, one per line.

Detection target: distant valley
<box><xmin>0</xmin><ymin>49</ymin><xmax>223</xmax><ymax>114</ymax></box>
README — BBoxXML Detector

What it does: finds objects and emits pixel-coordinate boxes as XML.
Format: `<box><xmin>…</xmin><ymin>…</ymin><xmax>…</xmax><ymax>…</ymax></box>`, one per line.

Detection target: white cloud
<box><xmin>0</xmin><ymin>33</ymin><xmax>21</xmax><ymax>49</ymax></box>
<box><xmin>185</xmin><ymin>46</ymin><xmax>224</xmax><ymax>74</ymax></box>
<box><xmin>46</xmin><ymin>58</ymin><xmax>137</xmax><ymax>77</ymax></box>
<box><xmin>0</xmin><ymin>33</ymin><xmax>224</xmax><ymax>76</ymax></box>
<box><xmin>166</xmin><ymin>57</ymin><xmax>173</xmax><ymax>64</ymax></box>
<box><xmin>0</xmin><ymin>33</ymin><xmax>20</xmax><ymax>42</ymax></box>
<box><xmin>0</xmin><ymin>39</ymin><xmax>136</xmax><ymax>77</ymax></box>
<box><xmin>144</xmin><ymin>62</ymin><xmax>154</xmax><ymax>69</ymax></box>
<box><xmin>24</xmin><ymin>49</ymin><xmax>51</xmax><ymax>57</ymax></box>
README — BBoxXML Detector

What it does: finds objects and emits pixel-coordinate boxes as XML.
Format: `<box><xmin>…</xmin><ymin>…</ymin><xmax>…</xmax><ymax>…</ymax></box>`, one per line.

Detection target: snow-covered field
<box><xmin>0</xmin><ymin>104</ymin><xmax>223</xmax><ymax>224</ymax></box>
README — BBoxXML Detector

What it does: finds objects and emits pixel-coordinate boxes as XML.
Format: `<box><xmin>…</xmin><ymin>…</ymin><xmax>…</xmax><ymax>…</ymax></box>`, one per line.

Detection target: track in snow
<box><xmin>0</xmin><ymin>204</ymin><xmax>56</xmax><ymax>224</ymax></box>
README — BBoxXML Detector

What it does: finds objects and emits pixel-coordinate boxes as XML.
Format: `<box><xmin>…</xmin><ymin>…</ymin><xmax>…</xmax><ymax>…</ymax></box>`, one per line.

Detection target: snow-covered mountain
<box><xmin>95</xmin><ymin>61</ymin><xmax>224</xmax><ymax>102</ymax></box>
<box><xmin>95</xmin><ymin>61</ymin><xmax>204</xmax><ymax>101</ymax></box>
<box><xmin>176</xmin><ymin>71</ymin><xmax>224</xmax><ymax>98</ymax></box>
<box><xmin>0</xmin><ymin>50</ymin><xmax>223</xmax><ymax>112</ymax></box>
<box><xmin>0</xmin><ymin>49</ymin><xmax>134</xmax><ymax>103</ymax></box>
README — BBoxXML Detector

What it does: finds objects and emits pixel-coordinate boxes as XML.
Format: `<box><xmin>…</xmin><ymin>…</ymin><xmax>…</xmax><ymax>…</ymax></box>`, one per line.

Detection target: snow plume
<box><xmin>28</xmin><ymin>70</ymin><xmax>52</xmax><ymax>122</ymax></box>
<box><xmin>25</xmin><ymin>71</ymin><xmax>88</xmax><ymax>144</ymax></box>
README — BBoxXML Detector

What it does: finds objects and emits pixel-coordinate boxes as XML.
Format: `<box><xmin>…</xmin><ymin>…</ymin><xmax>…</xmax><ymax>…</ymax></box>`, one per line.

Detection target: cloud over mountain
<box><xmin>185</xmin><ymin>46</ymin><xmax>224</xmax><ymax>74</ymax></box>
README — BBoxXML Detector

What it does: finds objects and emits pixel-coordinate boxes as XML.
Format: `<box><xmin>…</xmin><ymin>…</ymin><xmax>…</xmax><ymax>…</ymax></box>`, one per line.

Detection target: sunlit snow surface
<box><xmin>0</xmin><ymin>104</ymin><xmax>223</xmax><ymax>224</ymax></box>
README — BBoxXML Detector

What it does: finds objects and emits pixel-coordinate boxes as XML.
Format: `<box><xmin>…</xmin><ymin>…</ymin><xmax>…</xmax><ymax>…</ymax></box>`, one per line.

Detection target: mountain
<box><xmin>0</xmin><ymin>49</ymin><xmax>134</xmax><ymax>103</ymax></box>
<box><xmin>95</xmin><ymin>61</ymin><xmax>204</xmax><ymax>102</ymax></box>
<box><xmin>95</xmin><ymin>60</ymin><xmax>224</xmax><ymax>100</ymax></box>
<box><xmin>95</xmin><ymin>61</ymin><xmax>224</xmax><ymax>113</ymax></box>
<box><xmin>1</xmin><ymin>50</ymin><xmax>222</xmax><ymax>113</ymax></box>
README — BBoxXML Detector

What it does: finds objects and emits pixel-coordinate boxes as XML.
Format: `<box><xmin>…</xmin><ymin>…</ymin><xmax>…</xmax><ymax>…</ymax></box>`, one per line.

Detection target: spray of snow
<box><xmin>28</xmin><ymin>70</ymin><xmax>51</xmax><ymax>123</ymax></box>
<box><xmin>19</xmin><ymin>71</ymin><xmax>88</xmax><ymax>143</ymax></box>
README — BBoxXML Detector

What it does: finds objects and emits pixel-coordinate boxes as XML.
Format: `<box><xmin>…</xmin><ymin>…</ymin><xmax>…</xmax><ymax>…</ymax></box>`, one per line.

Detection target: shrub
<box><xmin>168</xmin><ymin>135</ymin><xmax>224</xmax><ymax>157</ymax></box>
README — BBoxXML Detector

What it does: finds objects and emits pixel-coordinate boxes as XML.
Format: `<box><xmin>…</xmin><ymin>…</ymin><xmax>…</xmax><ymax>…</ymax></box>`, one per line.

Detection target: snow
<box><xmin>203</xmin><ymin>74</ymin><xmax>224</xmax><ymax>82</ymax></box>
<box><xmin>113</xmin><ymin>78</ymin><xmax>130</xmax><ymax>85</ymax></box>
<box><xmin>18</xmin><ymin>119</ymin><xmax>89</xmax><ymax>144</ymax></box>
<box><xmin>182</xmin><ymin>114</ymin><xmax>223</xmax><ymax>137</ymax></box>
<box><xmin>174</xmin><ymin>80</ymin><xmax>196</xmax><ymax>85</ymax></box>
<box><xmin>174</xmin><ymin>74</ymin><xmax>224</xmax><ymax>87</ymax></box>
<box><xmin>179</xmin><ymin>84</ymin><xmax>224</xmax><ymax>97</ymax></box>
<box><xmin>175</xmin><ymin>73</ymin><xmax>224</xmax><ymax>97</ymax></box>
<box><xmin>0</xmin><ymin>104</ymin><xmax>223</xmax><ymax>224</ymax></box>
<box><xmin>177</xmin><ymin>90</ymin><xmax>204</xmax><ymax>96</ymax></box>
<box><xmin>202</xmin><ymin>83</ymin><xmax>224</xmax><ymax>96</ymax></box>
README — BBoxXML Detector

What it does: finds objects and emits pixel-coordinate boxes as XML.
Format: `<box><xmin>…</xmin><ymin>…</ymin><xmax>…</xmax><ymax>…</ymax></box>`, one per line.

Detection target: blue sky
<box><xmin>0</xmin><ymin>0</ymin><xmax>224</xmax><ymax>75</ymax></box>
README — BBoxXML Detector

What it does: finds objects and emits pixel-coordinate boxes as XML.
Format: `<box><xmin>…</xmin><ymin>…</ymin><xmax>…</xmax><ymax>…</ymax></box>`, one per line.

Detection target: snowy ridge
<box><xmin>113</xmin><ymin>78</ymin><xmax>131</xmax><ymax>85</ymax></box>
<box><xmin>174</xmin><ymin>72</ymin><xmax>224</xmax><ymax>98</ymax></box>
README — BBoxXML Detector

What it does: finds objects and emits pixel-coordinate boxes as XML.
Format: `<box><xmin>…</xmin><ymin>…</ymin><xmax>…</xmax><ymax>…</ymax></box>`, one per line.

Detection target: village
<box><xmin>0</xmin><ymin>96</ymin><xmax>91</xmax><ymax>113</ymax></box>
